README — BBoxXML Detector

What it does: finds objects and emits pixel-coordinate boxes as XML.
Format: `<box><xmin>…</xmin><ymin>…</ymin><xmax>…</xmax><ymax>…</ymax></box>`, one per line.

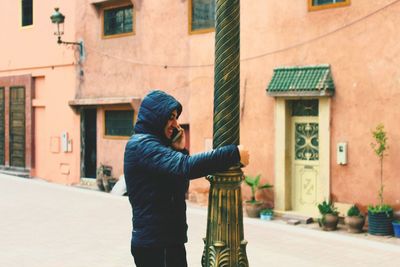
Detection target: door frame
<box><xmin>274</xmin><ymin>97</ymin><xmax>330</xmax><ymax>216</ymax></box>
<box><xmin>0</xmin><ymin>75</ymin><xmax>33</xmax><ymax>172</ymax></box>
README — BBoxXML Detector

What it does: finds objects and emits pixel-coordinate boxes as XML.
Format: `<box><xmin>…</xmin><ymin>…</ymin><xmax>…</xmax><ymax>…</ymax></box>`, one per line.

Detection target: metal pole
<box><xmin>202</xmin><ymin>0</ymin><xmax>248</xmax><ymax>266</ymax></box>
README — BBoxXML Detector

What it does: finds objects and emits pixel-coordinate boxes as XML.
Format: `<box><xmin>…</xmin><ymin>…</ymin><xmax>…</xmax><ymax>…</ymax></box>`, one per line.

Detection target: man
<box><xmin>124</xmin><ymin>90</ymin><xmax>249</xmax><ymax>267</ymax></box>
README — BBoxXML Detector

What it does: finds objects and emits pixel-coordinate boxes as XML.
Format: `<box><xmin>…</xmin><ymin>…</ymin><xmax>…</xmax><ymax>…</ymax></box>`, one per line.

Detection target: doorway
<box><xmin>82</xmin><ymin>109</ymin><xmax>97</xmax><ymax>178</ymax></box>
<box><xmin>273</xmin><ymin>98</ymin><xmax>330</xmax><ymax>217</ymax></box>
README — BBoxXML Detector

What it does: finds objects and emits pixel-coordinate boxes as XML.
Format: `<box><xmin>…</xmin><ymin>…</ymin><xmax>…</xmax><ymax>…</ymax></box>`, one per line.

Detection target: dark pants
<box><xmin>131</xmin><ymin>245</ymin><xmax>187</xmax><ymax>267</ymax></box>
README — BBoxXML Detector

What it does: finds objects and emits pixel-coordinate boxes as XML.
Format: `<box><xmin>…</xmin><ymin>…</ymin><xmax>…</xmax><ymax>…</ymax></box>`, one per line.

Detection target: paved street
<box><xmin>1</xmin><ymin>173</ymin><xmax>399</xmax><ymax>267</ymax></box>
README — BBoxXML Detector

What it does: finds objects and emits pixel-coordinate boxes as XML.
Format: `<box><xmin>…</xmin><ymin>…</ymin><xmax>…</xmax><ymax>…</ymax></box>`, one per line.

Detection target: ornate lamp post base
<box><xmin>202</xmin><ymin>168</ymin><xmax>249</xmax><ymax>267</ymax></box>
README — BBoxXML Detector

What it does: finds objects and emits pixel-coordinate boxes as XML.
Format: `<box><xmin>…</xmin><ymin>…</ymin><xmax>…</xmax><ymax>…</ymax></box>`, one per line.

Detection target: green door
<box><xmin>0</xmin><ymin>88</ymin><xmax>4</xmax><ymax>165</ymax></box>
<box><xmin>10</xmin><ymin>87</ymin><xmax>25</xmax><ymax>167</ymax></box>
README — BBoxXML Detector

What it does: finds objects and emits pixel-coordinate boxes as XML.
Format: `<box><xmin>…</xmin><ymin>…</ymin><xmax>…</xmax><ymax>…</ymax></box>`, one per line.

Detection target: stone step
<box><xmin>282</xmin><ymin>214</ymin><xmax>314</xmax><ymax>224</ymax></box>
<box><xmin>0</xmin><ymin>168</ymin><xmax>30</xmax><ymax>178</ymax></box>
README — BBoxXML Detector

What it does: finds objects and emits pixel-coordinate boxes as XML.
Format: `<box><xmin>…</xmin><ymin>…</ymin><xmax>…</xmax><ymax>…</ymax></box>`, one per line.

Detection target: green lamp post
<box><xmin>202</xmin><ymin>0</ymin><xmax>248</xmax><ymax>266</ymax></box>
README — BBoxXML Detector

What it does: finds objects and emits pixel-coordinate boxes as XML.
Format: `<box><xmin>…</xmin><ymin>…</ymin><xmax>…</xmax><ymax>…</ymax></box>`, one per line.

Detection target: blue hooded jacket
<box><xmin>124</xmin><ymin>90</ymin><xmax>240</xmax><ymax>247</ymax></box>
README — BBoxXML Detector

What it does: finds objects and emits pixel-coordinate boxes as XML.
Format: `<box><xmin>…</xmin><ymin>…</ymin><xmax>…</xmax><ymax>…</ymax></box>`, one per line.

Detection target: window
<box><xmin>189</xmin><ymin>0</ymin><xmax>215</xmax><ymax>34</ymax></box>
<box><xmin>103</xmin><ymin>5</ymin><xmax>134</xmax><ymax>38</ymax></box>
<box><xmin>21</xmin><ymin>0</ymin><xmax>33</xmax><ymax>27</ymax></box>
<box><xmin>290</xmin><ymin>100</ymin><xmax>319</xmax><ymax>116</ymax></box>
<box><xmin>308</xmin><ymin>0</ymin><xmax>350</xmax><ymax>11</ymax></box>
<box><xmin>104</xmin><ymin>110</ymin><xmax>134</xmax><ymax>137</ymax></box>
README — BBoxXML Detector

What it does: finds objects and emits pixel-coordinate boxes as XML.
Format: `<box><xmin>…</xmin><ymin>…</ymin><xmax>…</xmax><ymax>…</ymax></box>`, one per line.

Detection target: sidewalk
<box><xmin>0</xmin><ymin>174</ymin><xmax>399</xmax><ymax>267</ymax></box>
<box><xmin>187</xmin><ymin>206</ymin><xmax>400</xmax><ymax>267</ymax></box>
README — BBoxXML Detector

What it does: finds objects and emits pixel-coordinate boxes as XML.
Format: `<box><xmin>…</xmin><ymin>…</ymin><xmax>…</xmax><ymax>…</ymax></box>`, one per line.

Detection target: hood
<box><xmin>134</xmin><ymin>90</ymin><xmax>182</xmax><ymax>141</ymax></box>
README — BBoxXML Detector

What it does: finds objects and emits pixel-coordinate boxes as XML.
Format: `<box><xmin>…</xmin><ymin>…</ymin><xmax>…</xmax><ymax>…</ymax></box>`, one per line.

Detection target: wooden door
<box><xmin>10</xmin><ymin>87</ymin><xmax>25</xmax><ymax>167</ymax></box>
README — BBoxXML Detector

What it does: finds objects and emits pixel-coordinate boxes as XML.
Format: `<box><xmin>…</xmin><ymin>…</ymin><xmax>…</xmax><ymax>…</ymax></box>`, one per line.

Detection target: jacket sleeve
<box><xmin>186</xmin><ymin>145</ymin><xmax>240</xmax><ymax>179</ymax></box>
<box><xmin>138</xmin><ymin>138</ymin><xmax>240</xmax><ymax>180</ymax></box>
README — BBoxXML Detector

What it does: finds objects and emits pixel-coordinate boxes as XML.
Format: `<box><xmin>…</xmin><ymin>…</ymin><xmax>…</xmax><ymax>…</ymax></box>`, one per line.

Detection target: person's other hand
<box><xmin>172</xmin><ymin>127</ymin><xmax>186</xmax><ymax>150</ymax></box>
<box><xmin>237</xmin><ymin>145</ymin><xmax>249</xmax><ymax>167</ymax></box>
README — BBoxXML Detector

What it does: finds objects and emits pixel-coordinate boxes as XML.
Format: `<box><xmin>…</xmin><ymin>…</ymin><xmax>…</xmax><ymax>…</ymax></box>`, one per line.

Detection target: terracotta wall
<box><xmin>75</xmin><ymin>0</ymin><xmax>192</xmax><ymax>180</ymax></box>
<box><xmin>0</xmin><ymin>1</ymin><xmax>77</xmax><ymax>71</ymax></box>
<box><xmin>4</xmin><ymin>0</ymin><xmax>399</xmax><ymax>210</ymax></box>
<box><xmin>31</xmin><ymin>68</ymin><xmax>80</xmax><ymax>184</ymax></box>
<box><xmin>0</xmin><ymin>0</ymin><xmax>81</xmax><ymax>184</ymax></box>
<box><xmin>74</xmin><ymin>0</ymin><xmax>400</xmax><ymax>209</ymax></box>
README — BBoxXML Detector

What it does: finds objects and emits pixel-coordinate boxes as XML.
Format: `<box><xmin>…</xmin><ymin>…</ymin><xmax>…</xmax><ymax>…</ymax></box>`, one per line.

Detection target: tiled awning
<box><xmin>266</xmin><ymin>65</ymin><xmax>335</xmax><ymax>97</ymax></box>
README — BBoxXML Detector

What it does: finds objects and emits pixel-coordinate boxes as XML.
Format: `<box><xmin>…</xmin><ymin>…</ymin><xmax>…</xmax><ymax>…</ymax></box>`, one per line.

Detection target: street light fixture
<box><xmin>50</xmin><ymin>7</ymin><xmax>84</xmax><ymax>60</ymax></box>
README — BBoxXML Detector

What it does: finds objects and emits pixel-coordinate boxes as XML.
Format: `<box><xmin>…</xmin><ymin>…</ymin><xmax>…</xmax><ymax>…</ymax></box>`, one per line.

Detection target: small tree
<box><xmin>370</xmin><ymin>123</ymin><xmax>388</xmax><ymax>206</ymax></box>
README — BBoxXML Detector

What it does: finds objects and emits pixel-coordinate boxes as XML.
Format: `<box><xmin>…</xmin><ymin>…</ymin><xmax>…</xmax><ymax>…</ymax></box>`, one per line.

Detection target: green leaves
<box><xmin>371</xmin><ymin>123</ymin><xmax>388</xmax><ymax>158</ymax></box>
<box><xmin>244</xmin><ymin>174</ymin><xmax>273</xmax><ymax>202</ymax></box>
<box><xmin>260</xmin><ymin>208</ymin><xmax>273</xmax><ymax>215</ymax></box>
<box><xmin>367</xmin><ymin>204</ymin><xmax>393</xmax><ymax>214</ymax></box>
<box><xmin>317</xmin><ymin>200</ymin><xmax>338</xmax><ymax>216</ymax></box>
<box><xmin>347</xmin><ymin>205</ymin><xmax>363</xmax><ymax>217</ymax></box>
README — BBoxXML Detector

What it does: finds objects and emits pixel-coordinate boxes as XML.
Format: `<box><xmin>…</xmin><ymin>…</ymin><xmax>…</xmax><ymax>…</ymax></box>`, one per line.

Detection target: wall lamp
<box><xmin>50</xmin><ymin>7</ymin><xmax>84</xmax><ymax>61</ymax></box>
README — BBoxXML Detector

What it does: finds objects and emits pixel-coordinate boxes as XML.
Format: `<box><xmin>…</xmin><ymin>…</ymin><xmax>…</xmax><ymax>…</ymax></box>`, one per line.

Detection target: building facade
<box><xmin>0</xmin><ymin>0</ymin><xmax>80</xmax><ymax>183</ymax></box>
<box><xmin>1</xmin><ymin>0</ymin><xmax>400</xmax><ymax>217</ymax></box>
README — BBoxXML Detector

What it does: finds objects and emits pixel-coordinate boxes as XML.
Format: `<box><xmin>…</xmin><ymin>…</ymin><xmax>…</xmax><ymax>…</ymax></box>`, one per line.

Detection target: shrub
<box><xmin>317</xmin><ymin>200</ymin><xmax>338</xmax><ymax>216</ymax></box>
<box><xmin>347</xmin><ymin>205</ymin><xmax>363</xmax><ymax>217</ymax></box>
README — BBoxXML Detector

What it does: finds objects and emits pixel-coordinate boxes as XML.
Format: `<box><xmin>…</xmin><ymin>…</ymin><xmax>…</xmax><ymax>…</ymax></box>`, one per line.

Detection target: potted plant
<box><xmin>317</xmin><ymin>200</ymin><xmax>339</xmax><ymax>231</ymax></box>
<box><xmin>344</xmin><ymin>205</ymin><xmax>365</xmax><ymax>233</ymax></box>
<box><xmin>368</xmin><ymin>124</ymin><xmax>394</xmax><ymax>236</ymax></box>
<box><xmin>260</xmin><ymin>208</ymin><xmax>274</xmax><ymax>220</ymax></box>
<box><xmin>244</xmin><ymin>174</ymin><xmax>273</xmax><ymax>218</ymax></box>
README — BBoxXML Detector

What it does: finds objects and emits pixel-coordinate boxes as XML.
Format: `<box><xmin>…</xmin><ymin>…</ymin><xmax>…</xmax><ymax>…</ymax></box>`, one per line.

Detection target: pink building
<box><xmin>1</xmin><ymin>0</ymin><xmax>399</xmax><ymax>217</ymax></box>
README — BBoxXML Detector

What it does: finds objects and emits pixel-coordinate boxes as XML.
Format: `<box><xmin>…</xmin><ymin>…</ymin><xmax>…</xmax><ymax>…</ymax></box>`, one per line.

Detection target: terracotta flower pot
<box><xmin>345</xmin><ymin>216</ymin><xmax>365</xmax><ymax>233</ymax></box>
<box><xmin>319</xmin><ymin>214</ymin><xmax>339</xmax><ymax>231</ymax></box>
<box><xmin>245</xmin><ymin>201</ymin><xmax>263</xmax><ymax>218</ymax></box>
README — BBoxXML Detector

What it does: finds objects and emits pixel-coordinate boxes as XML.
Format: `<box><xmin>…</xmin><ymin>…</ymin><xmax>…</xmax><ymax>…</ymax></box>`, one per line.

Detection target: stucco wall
<box><xmin>31</xmin><ymin>68</ymin><xmax>80</xmax><ymax>184</ymax></box>
<box><xmin>0</xmin><ymin>0</ymin><xmax>81</xmax><ymax>184</ymax></box>
<box><xmin>73</xmin><ymin>0</ymin><xmax>400</xmax><ymax>210</ymax></box>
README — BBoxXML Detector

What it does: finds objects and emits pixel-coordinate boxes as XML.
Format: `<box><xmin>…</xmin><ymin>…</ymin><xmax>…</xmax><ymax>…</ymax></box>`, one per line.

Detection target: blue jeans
<box><xmin>131</xmin><ymin>245</ymin><xmax>187</xmax><ymax>267</ymax></box>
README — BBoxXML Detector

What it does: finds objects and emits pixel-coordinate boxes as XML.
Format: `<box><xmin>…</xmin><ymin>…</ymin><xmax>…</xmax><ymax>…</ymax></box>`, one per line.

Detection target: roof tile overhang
<box><xmin>266</xmin><ymin>64</ymin><xmax>335</xmax><ymax>97</ymax></box>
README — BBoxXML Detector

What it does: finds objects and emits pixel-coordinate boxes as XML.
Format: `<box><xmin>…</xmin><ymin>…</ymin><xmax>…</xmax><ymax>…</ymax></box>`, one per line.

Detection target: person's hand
<box><xmin>172</xmin><ymin>127</ymin><xmax>186</xmax><ymax>150</ymax></box>
<box><xmin>237</xmin><ymin>145</ymin><xmax>249</xmax><ymax>167</ymax></box>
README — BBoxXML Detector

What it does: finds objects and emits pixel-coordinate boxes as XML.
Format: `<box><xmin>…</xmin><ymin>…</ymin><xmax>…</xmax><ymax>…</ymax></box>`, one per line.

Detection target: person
<box><xmin>124</xmin><ymin>90</ymin><xmax>249</xmax><ymax>267</ymax></box>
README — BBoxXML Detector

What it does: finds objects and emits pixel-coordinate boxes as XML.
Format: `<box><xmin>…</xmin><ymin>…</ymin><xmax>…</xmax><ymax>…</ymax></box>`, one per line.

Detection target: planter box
<box><xmin>368</xmin><ymin>210</ymin><xmax>393</xmax><ymax>236</ymax></box>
